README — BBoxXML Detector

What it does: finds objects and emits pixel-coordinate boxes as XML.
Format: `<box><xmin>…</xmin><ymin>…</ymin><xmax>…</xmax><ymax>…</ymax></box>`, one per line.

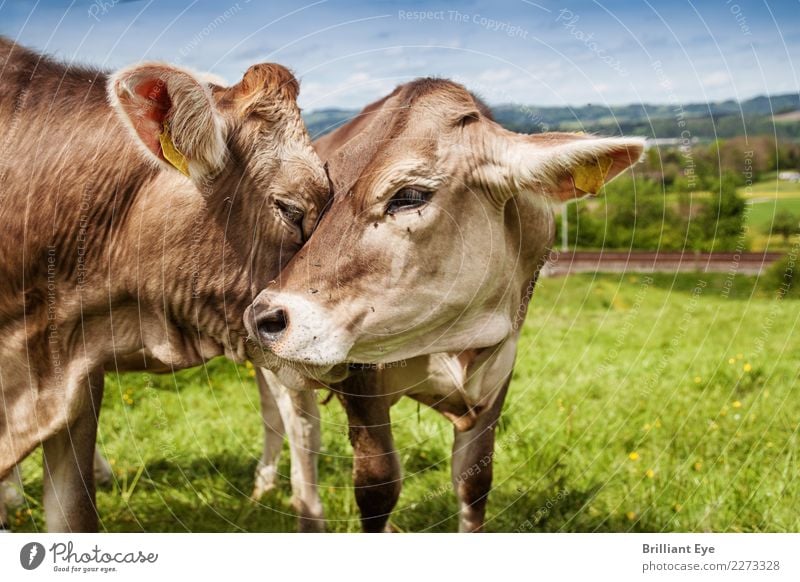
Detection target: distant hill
<box><xmin>303</xmin><ymin>93</ymin><xmax>800</xmax><ymax>140</ymax></box>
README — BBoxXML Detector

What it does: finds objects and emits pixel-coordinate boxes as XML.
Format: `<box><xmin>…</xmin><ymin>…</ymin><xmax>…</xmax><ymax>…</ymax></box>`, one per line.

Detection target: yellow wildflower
<box><xmin>626</xmin><ymin>511</ymin><xmax>637</xmax><ymax>521</ymax></box>
<box><xmin>743</xmin><ymin>363</ymin><xmax>752</xmax><ymax>373</ymax></box>
<box><xmin>645</xmin><ymin>469</ymin><xmax>655</xmax><ymax>479</ymax></box>
<box><xmin>694</xmin><ymin>376</ymin><xmax>702</xmax><ymax>384</ymax></box>
<box><xmin>629</xmin><ymin>452</ymin><xmax>640</xmax><ymax>461</ymax></box>
<box><xmin>728</xmin><ymin>358</ymin><xmax>736</xmax><ymax>364</ymax></box>
<box><xmin>732</xmin><ymin>400</ymin><xmax>742</xmax><ymax>409</ymax></box>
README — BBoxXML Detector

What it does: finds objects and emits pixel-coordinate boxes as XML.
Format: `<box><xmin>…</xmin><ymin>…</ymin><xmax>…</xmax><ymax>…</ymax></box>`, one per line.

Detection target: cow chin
<box><xmin>245</xmin><ymin>340</ymin><xmax>349</xmax><ymax>384</ymax></box>
<box><xmin>244</xmin><ymin>340</ymin><xmax>285</xmax><ymax>369</ymax></box>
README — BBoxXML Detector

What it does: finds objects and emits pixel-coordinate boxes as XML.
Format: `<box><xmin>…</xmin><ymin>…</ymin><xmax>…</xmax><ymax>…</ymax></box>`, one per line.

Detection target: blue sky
<box><xmin>1</xmin><ymin>0</ymin><xmax>798</xmax><ymax>110</ymax></box>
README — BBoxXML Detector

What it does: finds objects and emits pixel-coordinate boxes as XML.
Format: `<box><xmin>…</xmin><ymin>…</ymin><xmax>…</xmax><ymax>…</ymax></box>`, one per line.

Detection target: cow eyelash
<box><xmin>385</xmin><ymin>188</ymin><xmax>433</xmax><ymax>215</ymax></box>
<box><xmin>275</xmin><ymin>199</ymin><xmax>304</xmax><ymax>226</ymax></box>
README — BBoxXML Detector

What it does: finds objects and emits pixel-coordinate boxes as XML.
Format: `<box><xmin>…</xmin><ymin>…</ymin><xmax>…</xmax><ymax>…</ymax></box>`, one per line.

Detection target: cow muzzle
<box><xmin>250</xmin><ymin>305</ymin><xmax>289</xmax><ymax>344</ymax></box>
<box><xmin>244</xmin><ymin>290</ymin><xmax>352</xmax><ymax>367</ymax></box>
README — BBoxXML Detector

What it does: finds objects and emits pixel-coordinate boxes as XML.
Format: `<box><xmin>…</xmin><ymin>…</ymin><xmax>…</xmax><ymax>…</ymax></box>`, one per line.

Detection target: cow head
<box><xmin>108</xmin><ymin>61</ymin><xmax>330</xmax><ymax>279</ymax></box>
<box><xmin>245</xmin><ymin>79</ymin><xmax>643</xmax><ymax>376</ymax></box>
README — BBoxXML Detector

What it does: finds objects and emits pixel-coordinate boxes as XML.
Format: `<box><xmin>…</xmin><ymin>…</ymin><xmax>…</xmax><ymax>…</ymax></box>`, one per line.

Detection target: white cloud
<box><xmin>702</xmin><ymin>71</ymin><xmax>731</xmax><ymax>89</ymax></box>
<box><xmin>300</xmin><ymin>71</ymin><xmax>397</xmax><ymax>109</ymax></box>
<box><xmin>476</xmin><ymin>68</ymin><xmax>517</xmax><ymax>83</ymax></box>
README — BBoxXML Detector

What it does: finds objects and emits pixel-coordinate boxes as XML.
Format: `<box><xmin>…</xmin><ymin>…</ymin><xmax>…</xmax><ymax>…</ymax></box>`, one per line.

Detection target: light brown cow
<box><xmin>246</xmin><ymin>78</ymin><xmax>644</xmax><ymax>532</ymax></box>
<box><xmin>0</xmin><ymin>38</ymin><xmax>329</xmax><ymax>531</ymax></box>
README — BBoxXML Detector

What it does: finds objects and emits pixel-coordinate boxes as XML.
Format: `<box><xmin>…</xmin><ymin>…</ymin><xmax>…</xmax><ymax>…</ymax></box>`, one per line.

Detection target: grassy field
<box><xmin>11</xmin><ymin>272</ymin><xmax>800</xmax><ymax>532</ymax></box>
<box><xmin>740</xmin><ymin>177</ymin><xmax>800</xmax><ymax>249</ymax></box>
<box><xmin>739</xmin><ymin>175</ymin><xmax>800</xmax><ymax>200</ymax></box>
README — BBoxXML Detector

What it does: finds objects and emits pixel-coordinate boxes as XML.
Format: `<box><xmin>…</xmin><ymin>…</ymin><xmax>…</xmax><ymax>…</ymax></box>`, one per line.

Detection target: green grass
<box><xmin>739</xmin><ymin>176</ymin><xmax>800</xmax><ymax>200</ymax></box>
<box><xmin>746</xmin><ymin>197</ymin><xmax>800</xmax><ymax>232</ymax></box>
<box><xmin>737</xmin><ymin>178</ymin><xmax>800</xmax><ymax>249</ymax></box>
<box><xmin>11</xmin><ymin>273</ymin><xmax>800</xmax><ymax>532</ymax></box>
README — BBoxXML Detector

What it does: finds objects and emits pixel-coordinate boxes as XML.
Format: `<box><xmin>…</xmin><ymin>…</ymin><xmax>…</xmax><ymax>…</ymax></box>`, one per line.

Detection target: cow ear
<box><xmin>503</xmin><ymin>134</ymin><xmax>645</xmax><ymax>202</ymax></box>
<box><xmin>108</xmin><ymin>63</ymin><xmax>228</xmax><ymax>181</ymax></box>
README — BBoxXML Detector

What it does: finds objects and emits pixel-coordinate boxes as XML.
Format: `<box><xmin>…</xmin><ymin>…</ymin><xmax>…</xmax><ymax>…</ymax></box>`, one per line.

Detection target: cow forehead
<box><xmin>328</xmin><ymin>92</ymin><xmax>482</xmax><ymax>200</ymax></box>
<box><xmin>282</xmin><ymin>148</ymin><xmax>330</xmax><ymax>202</ymax></box>
<box><xmin>229</xmin><ymin>107</ymin><xmax>319</xmax><ymax>170</ymax></box>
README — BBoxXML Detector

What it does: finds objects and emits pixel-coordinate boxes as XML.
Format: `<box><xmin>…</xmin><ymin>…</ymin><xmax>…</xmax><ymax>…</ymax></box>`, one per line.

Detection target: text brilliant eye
<box><xmin>385</xmin><ymin>188</ymin><xmax>432</xmax><ymax>215</ymax></box>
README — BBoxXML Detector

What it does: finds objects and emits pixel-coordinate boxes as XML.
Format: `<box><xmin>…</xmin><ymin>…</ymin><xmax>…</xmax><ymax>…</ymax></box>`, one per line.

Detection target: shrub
<box><xmin>767</xmin><ymin>209</ymin><xmax>800</xmax><ymax>241</ymax></box>
<box><xmin>763</xmin><ymin>253</ymin><xmax>800</xmax><ymax>299</ymax></box>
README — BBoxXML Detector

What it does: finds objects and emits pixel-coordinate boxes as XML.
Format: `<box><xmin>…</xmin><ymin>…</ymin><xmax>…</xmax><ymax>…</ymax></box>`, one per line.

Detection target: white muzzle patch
<box><xmin>259</xmin><ymin>292</ymin><xmax>352</xmax><ymax>367</ymax></box>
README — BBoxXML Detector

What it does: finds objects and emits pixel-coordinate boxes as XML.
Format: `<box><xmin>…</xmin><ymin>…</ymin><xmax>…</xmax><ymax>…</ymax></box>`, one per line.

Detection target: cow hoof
<box><xmin>93</xmin><ymin>450</ymin><xmax>114</xmax><ymax>487</ymax></box>
<box><xmin>291</xmin><ymin>497</ymin><xmax>325</xmax><ymax>532</ymax></box>
<box><xmin>94</xmin><ymin>467</ymin><xmax>114</xmax><ymax>488</ymax></box>
<box><xmin>250</xmin><ymin>465</ymin><xmax>279</xmax><ymax>501</ymax></box>
<box><xmin>1</xmin><ymin>483</ymin><xmax>24</xmax><ymax>509</ymax></box>
<box><xmin>250</xmin><ymin>483</ymin><xmax>276</xmax><ymax>501</ymax></box>
<box><xmin>297</xmin><ymin>517</ymin><xmax>325</xmax><ymax>533</ymax></box>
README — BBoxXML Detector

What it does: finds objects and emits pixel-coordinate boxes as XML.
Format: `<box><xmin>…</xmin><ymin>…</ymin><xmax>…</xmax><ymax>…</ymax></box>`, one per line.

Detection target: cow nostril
<box><xmin>255</xmin><ymin>308</ymin><xmax>288</xmax><ymax>342</ymax></box>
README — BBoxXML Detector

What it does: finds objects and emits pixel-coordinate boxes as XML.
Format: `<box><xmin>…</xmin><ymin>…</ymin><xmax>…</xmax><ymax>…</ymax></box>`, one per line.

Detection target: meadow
<box><xmin>740</xmin><ymin>176</ymin><xmax>800</xmax><ymax>249</ymax></box>
<box><xmin>11</xmin><ymin>271</ymin><xmax>800</xmax><ymax>532</ymax></box>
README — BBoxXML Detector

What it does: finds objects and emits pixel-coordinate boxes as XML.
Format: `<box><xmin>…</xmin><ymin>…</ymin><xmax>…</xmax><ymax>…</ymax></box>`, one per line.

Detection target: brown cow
<box><xmin>0</xmin><ymin>38</ymin><xmax>329</xmax><ymax>531</ymax></box>
<box><xmin>246</xmin><ymin>78</ymin><xmax>643</xmax><ymax>532</ymax></box>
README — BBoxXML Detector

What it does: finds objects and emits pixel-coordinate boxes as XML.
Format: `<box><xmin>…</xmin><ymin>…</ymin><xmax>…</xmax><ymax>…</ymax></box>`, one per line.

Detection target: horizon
<box><xmin>305</xmin><ymin>88</ymin><xmax>800</xmax><ymax>112</ymax></box>
<box><xmin>0</xmin><ymin>0</ymin><xmax>798</xmax><ymax>112</ymax></box>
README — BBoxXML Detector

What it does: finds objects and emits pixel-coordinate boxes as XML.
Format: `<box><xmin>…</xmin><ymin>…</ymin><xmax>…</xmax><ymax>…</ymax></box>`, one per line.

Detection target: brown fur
<box><xmin>0</xmin><ymin>37</ymin><xmax>328</xmax><ymax>530</ymax></box>
<box><xmin>249</xmin><ymin>78</ymin><xmax>643</xmax><ymax>531</ymax></box>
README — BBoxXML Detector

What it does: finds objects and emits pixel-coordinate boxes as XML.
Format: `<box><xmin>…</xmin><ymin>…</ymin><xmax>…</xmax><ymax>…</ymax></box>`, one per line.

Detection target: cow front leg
<box><xmin>1</xmin><ymin>465</ymin><xmax>25</xmax><ymax>513</ymax></box>
<box><xmin>341</xmin><ymin>375</ymin><xmax>400</xmax><ymax>533</ymax></box>
<box><xmin>252</xmin><ymin>369</ymin><xmax>286</xmax><ymax>500</ymax></box>
<box><xmin>451</xmin><ymin>379</ymin><xmax>510</xmax><ymax>533</ymax></box>
<box><xmin>258</xmin><ymin>369</ymin><xmax>325</xmax><ymax>532</ymax></box>
<box><xmin>1</xmin><ymin>445</ymin><xmax>109</xmax><ymax>531</ymax></box>
<box><xmin>93</xmin><ymin>447</ymin><xmax>113</xmax><ymax>486</ymax></box>
<box><xmin>42</xmin><ymin>370</ymin><xmax>104</xmax><ymax>532</ymax></box>
<box><xmin>0</xmin><ymin>488</ymin><xmax>7</xmax><ymax>530</ymax></box>
<box><xmin>0</xmin><ymin>466</ymin><xmax>22</xmax><ymax>530</ymax></box>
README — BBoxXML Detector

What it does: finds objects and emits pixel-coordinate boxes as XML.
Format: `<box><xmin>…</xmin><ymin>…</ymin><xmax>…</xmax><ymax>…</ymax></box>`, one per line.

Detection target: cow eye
<box><xmin>275</xmin><ymin>199</ymin><xmax>304</xmax><ymax>227</ymax></box>
<box><xmin>386</xmin><ymin>188</ymin><xmax>432</xmax><ymax>215</ymax></box>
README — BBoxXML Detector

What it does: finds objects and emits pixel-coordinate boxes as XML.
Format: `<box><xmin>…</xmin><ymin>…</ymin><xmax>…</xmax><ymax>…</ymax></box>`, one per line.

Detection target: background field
<box><xmin>11</xmin><ymin>272</ymin><xmax>800</xmax><ymax>533</ymax></box>
<box><xmin>741</xmin><ymin>177</ymin><xmax>800</xmax><ymax>249</ymax></box>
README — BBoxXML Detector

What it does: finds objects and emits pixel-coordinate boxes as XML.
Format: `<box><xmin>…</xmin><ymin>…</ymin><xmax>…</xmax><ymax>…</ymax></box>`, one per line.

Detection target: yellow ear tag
<box><xmin>159</xmin><ymin>121</ymin><xmax>190</xmax><ymax>177</ymax></box>
<box><xmin>572</xmin><ymin>156</ymin><xmax>613</xmax><ymax>195</ymax></box>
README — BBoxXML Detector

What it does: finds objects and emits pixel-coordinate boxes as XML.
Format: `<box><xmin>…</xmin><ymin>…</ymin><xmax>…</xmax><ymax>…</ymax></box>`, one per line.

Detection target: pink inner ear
<box><xmin>553</xmin><ymin>174</ymin><xmax>581</xmax><ymax>201</ymax></box>
<box><xmin>136</xmin><ymin>78</ymin><xmax>172</xmax><ymax>114</ymax></box>
<box><xmin>607</xmin><ymin>146</ymin><xmax>643</xmax><ymax>181</ymax></box>
<box><xmin>130</xmin><ymin>77</ymin><xmax>173</xmax><ymax>161</ymax></box>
